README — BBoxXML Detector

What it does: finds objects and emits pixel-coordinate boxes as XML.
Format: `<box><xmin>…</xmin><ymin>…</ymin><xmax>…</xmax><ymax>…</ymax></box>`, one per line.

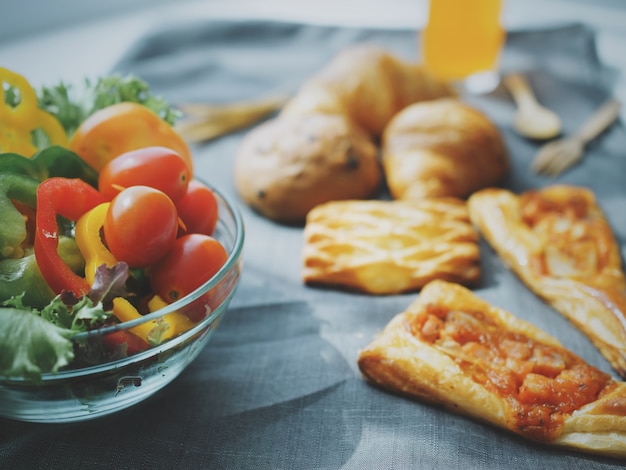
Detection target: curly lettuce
<box><xmin>0</xmin><ymin>263</ymin><xmax>133</xmax><ymax>380</ymax></box>
<box><xmin>0</xmin><ymin>308</ymin><xmax>74</xmax><ymax>380</ymax></box>
<box><xmin>36</xmin><ymin>74</ymin><xmax>181</xmax><ymax>137</ymax></box>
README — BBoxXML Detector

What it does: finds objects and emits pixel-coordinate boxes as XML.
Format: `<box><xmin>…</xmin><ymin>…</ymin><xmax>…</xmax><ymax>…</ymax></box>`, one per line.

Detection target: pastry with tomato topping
<box><xmin>467</xmin><ymin>185</ymin><xmax>626</xmax><ymax>378</ymax></box>
<box><xmin>358</xmin><ymin>280</ymin><xmax>626</xmax><ymax>457</ymax></box>
<box><xmin>302</xmin><ymin>198</ymin><xmax>480</xmax><ymax>295</ymax></box>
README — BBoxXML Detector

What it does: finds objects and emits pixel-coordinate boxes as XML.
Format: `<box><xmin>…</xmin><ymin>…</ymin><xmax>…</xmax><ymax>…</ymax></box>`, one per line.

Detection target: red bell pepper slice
<box><xmin>35</xmin><ymin>177</ymin><xmax>106</xmax><ymax>296</ymax></box>
<box><xmin>103</xmin><ymin>330</ymin><xmax>149</xmax><ymax>356</ymax></box>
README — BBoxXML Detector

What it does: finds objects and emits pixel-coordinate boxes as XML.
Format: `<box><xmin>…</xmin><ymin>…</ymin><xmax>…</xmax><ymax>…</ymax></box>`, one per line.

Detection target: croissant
<box><xmin>382</xmin><ymin>98</ymin><xmax>510</xmax><ymax>200</ymax></box>
<box><xmin>234</xmin><ymin>44</ymin><xmax>455</xmax><ymax>223</ymax></box>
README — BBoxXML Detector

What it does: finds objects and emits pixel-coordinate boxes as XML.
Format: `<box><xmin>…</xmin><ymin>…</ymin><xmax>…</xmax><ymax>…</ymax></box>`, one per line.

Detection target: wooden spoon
<box><xmin>504</xmin><ymin>73</ymin><xmax>562</xmax><ymax>140</ymax></box>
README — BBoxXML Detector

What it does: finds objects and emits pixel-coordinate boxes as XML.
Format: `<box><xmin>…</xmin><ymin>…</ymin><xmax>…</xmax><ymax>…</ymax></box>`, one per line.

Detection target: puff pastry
<box><xmin>467</xmin><ymin>185</ymin><xmax>626</xmax><ymax>378</ymax></box>
<box><xmin>302</xmin><ymin>199</ymin><xmax>480</xmax><ymax>294</ymax></box>
<box><xmin>382</xmin><ymin>98</ymin><xmax>509</xmax><ymax>200</ymax></box>
<box><xmin>358</xmin><ymin>280</ymin><xmax>626</xmax><ymax>457</ymax></box>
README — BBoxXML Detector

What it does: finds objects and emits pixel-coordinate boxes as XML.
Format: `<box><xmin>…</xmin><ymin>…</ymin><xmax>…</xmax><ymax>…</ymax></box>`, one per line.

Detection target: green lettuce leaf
<box><xmin>40</xmin><ymin>294</ymin><xmax>109</xmax><ymax>332</ymax></box>
<box><xmin>1</xmin><ymin>292</ymin><xmax>112</xmax><ymax>379</ymax></box>
<box><xmin>0</xmin><ymin>308</ymin><xmax>74</xmax><ymax>380</ymax></box>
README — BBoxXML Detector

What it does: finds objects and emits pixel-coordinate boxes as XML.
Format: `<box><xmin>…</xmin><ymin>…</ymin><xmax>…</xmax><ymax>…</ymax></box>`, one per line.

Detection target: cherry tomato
<box><xmin>150</xmin><ymin>234</ymin><xmax>228</xmax><ymax>303</ymax></box>
<box><xmin>176</xmin><ymin>180</ymin><xmax>219</xmax><ymax>236</ymax></box>
<box><xmin>69</xmin><ymin>102</ymin><xmax>194</xmax><ymax>174</ymax></box>
<box><xmin>98</xmin><ymin>146</ymin><xmax>190</xmax><ymax>202</ymax></box>
<box><xmin>103</xmin><ymin>186</ymin><xmax>178</xmax><ymax>267</ymax></box>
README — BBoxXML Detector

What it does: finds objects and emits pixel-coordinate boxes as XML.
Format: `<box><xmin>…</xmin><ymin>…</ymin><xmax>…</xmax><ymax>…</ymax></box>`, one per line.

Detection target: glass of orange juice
<box><xmin>422</xmin><ymin>0</ymin><xmax>505</xmax><ymax>93</ymax></box>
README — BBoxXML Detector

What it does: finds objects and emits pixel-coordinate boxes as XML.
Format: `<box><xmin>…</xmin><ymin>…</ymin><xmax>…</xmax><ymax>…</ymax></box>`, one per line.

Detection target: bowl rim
<box><xmin>1</xmin><ymin>182</ymin><xmax>245</xmax><ymax>383</ymax></box>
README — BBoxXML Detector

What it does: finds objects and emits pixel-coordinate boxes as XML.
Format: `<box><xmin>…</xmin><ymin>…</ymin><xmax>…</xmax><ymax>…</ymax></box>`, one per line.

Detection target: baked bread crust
<box><xmin>382</xmin><ymin>98</ymin><xmax>509</xmax><ymax>200</ymax></box>
<box><xmin>281</xmin><ymin>44</ymin><xmax>456</xmax><ymax>137</ymax></box>
<box><xmin>234</xmin><ymin>44</ymin><xmax>456</xmax><ymax>223</ymax></box>
<box><xmin>467</xmin><ymin>185</ymin><xmax>626</xmax><ymax>378</ymax></box>
<box><xmin>358</xmin><ymin>280</ymin><xmax>626</xmax><ymax>458</ymax></box>
<box><xmin>234</xmin><ymin>113</ymin><xmax>381</xmax><ymax>223</ymax></box>
<box><xmin>302</xmin><ymin>199</ymin><xmax>480</xmax><ymax>294</ymax></box>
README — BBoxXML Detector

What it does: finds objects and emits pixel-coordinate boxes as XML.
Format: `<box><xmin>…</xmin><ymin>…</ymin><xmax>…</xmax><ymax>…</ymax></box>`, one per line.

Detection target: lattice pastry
<box><xmin>302</xmin><ymin>199</ymin><xmax>480</xmax><ymax>294</ymax></box>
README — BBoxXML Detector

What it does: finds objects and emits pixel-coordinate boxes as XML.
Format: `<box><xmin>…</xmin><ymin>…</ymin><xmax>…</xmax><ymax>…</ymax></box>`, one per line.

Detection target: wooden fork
<box><xmin>531</xmin><ymin>99</ymin><xmax>621</xmax><ymax>177</ymax></box>
<box><xmin>531</xmin><ymin>99</ymin><xmax>620</xmax><ymax>177</ymax></box>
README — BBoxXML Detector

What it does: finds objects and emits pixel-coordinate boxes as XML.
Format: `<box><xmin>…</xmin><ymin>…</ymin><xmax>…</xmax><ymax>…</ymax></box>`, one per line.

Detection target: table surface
<box><xmin>1</xmin><ymin>0</ymin><xmax>626</xmax><ymax>95</ymax></box>
<box><xmin>2</xmin><ymin>1</ymin><xmax>626</xmax><ymax>469</ymax></box>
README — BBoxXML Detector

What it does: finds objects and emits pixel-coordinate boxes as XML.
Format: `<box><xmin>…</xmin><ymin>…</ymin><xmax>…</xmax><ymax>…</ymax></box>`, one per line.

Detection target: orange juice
<box><xmin>422</xmin><ymin>0</ymin><xmax>505</xmax><ymax>81</ymax></box>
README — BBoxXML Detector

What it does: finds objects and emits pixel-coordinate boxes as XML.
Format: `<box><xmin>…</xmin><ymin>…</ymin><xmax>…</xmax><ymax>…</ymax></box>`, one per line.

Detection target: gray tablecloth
<box><xmin>1</xmin><ymin>19</ymin><xmax>625</xmax><ymax>470</ymax></box>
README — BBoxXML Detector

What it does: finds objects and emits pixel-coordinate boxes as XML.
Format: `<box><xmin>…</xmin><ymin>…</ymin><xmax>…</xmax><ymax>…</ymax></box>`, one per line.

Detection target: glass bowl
<box><xmin>0</xmin><ymin>183</ymin><xmax>244</xmax><ymax>423</ymax></box>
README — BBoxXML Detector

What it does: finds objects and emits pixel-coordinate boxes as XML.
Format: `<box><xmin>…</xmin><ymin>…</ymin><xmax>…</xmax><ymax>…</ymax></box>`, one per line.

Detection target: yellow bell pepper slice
<box><xmin>75</xmin><ymin>202</ymin><xmax>117</xmax><ymax>285</ymax></box>
<box><xmin>0</xmin><ymin>67</ymin><xmax>69</xmax><ymax>156</ymax></box>
<box><xmin>112</xmin><ymin>297</ymin><xmax>157</xmax><ymax>343</ymax></box>
<box><xmin>147</xmin><ymin>295</ymin><xmax>195</xmax><ymax>337</ymax></box>
<box><xmin>113</xmin><ymin>295</ymin><xmax>194</xmax><ymax>346</ymax></box>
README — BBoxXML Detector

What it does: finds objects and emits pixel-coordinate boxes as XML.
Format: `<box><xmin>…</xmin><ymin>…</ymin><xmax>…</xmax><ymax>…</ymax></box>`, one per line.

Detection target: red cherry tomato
<box><xmin>176</xmin><ymin>180</ymin><xmax>219</xmax><ymax>236</ymax></box>
<box><xmin>150</xmin><ymin>234</ymin><xmax>228</xmax><ymax>303</ymax></box>
<box><xmin>98</xmin><ymin>146</ymin><xmax>190</xmax><ymax>202</ymax></box>
<box><xmin>103</xmin><ymin>186</ymin><xmax>178</xmax><ymax>267</ymax></box>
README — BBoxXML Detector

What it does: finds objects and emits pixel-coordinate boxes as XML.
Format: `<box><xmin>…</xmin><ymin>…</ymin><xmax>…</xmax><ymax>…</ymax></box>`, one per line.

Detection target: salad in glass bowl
<box><xmin>0</xmin><ymin>67</ymin><xmax>244</xmax><ymax>422</ymax></box>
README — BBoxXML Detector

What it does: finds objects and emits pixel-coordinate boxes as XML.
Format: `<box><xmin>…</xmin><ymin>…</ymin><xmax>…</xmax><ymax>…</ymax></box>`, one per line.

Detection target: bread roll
<box><xmin>234</xmin><ymin>44</ymin><xmax>456</xmax><ymax>222</ymax></box>
<box><xmin>234</xmin><ymin>113</ymin><xmax>381</xmax><ymax>223</ymax></box>
<box><xmin>281</xmin><ymin>44</ymin><xmax>456</xmax><ymax>137</ymax></box>
<box><xmin>382</xmin><ymin>98</ymin><xmax>509</xmax><ymax>200</ymax></box>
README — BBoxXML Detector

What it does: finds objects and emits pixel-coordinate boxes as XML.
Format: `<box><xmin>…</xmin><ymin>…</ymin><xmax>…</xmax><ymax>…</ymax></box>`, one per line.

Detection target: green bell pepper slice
<box><xmin>0</xmin><ymin>238</ymin><xmax>85</xmax><ymax>308</ymax></box>
<box><xmin>0</xmin><ymin>172</ymin><xmax>39</xmax><ymax>259</ymax></box>
<box><xmin>0</xmin><ymin>146</ymin><xmax>98</xmax><ymax>187</ymax></box>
